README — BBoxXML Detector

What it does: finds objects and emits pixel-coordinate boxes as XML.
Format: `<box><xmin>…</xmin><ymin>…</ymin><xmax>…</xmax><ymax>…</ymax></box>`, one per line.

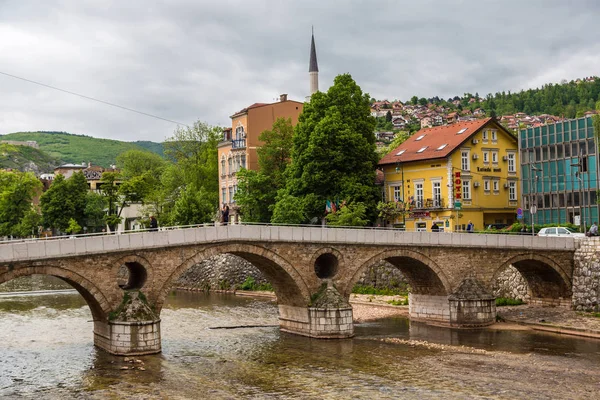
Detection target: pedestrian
<box><xmin>431</xmin><ymin>222</ymin><xmax>440</xmax><ymax>232</ymax></box>
<box><xmin>222</xmin><ymin>205</ymin><xmax>229</xmax><ymax>225</ymax></box>
<box><xmin>149</xmin><ymin>216</ymin><xmax>158</xmax><ymax>232</ymax></box>
<box><xmin>466</xmin><ymin>220</ymin><xmax>474</xmax><ymax>233</ymax></box>
<box><xmin>587</xmin><ymin>222</ymin><xmax>598</xmax><ymax>237</ymax></box>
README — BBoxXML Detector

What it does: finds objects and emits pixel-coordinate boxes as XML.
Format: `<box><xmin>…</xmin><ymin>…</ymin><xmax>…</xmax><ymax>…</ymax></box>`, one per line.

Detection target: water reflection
<box><xmin>1</xmin><ymin>281</ymin><xmax>600</xmax><ymax>399</ymax></box>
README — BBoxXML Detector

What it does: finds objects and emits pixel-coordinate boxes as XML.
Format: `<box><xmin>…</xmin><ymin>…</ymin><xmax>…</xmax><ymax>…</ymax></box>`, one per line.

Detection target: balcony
<box><xmin>232</xmin><ymin>139</ymin><xmax>246</xmax><ymax>149</ymax></box>
<box><xmin>412</xmin><ymin>198</ymin><xmax>444</xmax><ymax>209</ymax></box>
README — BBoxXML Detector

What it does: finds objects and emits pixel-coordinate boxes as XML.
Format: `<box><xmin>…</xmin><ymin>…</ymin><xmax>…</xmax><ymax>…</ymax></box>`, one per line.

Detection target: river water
<box><xmin>1</xmin><ymin>277</ymin><xmax>600</xmax><ymax>399</ymax></box>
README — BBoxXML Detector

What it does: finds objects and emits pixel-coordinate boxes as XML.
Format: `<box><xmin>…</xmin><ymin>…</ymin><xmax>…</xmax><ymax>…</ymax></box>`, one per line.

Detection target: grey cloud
<box><xmin>1</xmin><ymin>0</ymin><xmax>599</xmax><ymax>143</ymax></box>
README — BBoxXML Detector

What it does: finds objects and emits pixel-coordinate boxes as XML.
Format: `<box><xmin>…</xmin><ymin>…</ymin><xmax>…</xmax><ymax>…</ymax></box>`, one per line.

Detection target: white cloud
<box><xmin>0</xmin><ymin>0</ymin><xmax>599</xmax><ymax>143</ymax></box>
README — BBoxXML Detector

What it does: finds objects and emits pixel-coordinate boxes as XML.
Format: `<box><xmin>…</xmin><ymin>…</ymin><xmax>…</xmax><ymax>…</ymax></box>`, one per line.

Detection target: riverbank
<box><xmin>229</xmin><ymin>289</ymin><xmax>600</xmax><ymax>338</ymax></box>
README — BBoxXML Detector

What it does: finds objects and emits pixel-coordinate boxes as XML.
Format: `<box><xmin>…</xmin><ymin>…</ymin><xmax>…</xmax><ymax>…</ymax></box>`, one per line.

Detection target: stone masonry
<box><xmin>0</xmin><ymin>225</ymin><xmax>581</xmax><ymax>354</ymax></box>
<box><xmin>573</xmin><ymin>237</ymin><xmax>600</xmax><ymax>311</ymax></box>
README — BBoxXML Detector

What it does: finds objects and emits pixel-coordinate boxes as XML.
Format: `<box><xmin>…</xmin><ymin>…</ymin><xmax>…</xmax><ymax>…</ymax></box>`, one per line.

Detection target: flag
<box><xmin>325</xmin><ymin>200</ymin><xmax>332</xmax><ymax>213</ymax></box>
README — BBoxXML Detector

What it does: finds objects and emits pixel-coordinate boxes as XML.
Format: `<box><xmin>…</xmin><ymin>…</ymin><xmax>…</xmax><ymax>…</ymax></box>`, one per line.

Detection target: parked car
<box><xmin>537</xmin><ymin>227</ymin><xmax>585</xmax><ymax>237</ymax></box>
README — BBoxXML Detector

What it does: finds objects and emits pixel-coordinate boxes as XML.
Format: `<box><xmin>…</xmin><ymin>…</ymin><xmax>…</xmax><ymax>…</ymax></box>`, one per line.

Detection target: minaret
<box><xmin>309</xmin><ymin>27</ymin><xmax>319</xmax><ymax>96</ymax></box>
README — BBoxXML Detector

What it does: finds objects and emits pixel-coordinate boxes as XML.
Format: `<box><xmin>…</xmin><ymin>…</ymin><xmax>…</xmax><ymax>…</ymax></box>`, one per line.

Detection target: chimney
<box><xmin>280</xmin><ymin>93</ymin><xmax>288</xmax><ymax>102</ymax></box>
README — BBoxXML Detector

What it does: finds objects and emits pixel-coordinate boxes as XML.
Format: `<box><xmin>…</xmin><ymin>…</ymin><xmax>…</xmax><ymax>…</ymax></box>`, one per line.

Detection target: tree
<box><xmin>40</xmin><ymin>172</ymin><xmax>88</xmax><ymax>233</ymax></box>
<box><xmin>84</xmin><ymin>192</ymin><xmax>107</xmax><ymax>232</ymax></box>
<box><xmin>161</xmin><ymin>120</ymin><xmax>221</xmax><ymax>225</ymax></box>
<box><xmin>235</xmin><ymin>118</ymin><xmax>294</xmax><ymax>222</ymax></box>
<box><xmin>275</xmin><ymin>73</ymin><xmax>380</xmax><ymax>223</ymax></box>
<box><xmin>271</xmin><ymin>193</ymin><xmax>305</xmax><ymax>224</ymax></box>
<box><xmin>0</xmin><ymin>170</ymin><xmax>42</xmax><ymax>237</ymax></box>
<box><xmin>65</xmin><ymin>218</ymin><xmax>82</xmax><ymax>235</ymax></box>
<box><xmin>325</xmin><ymin>202</ymin><xmax>368</xmax><ymax>226</ymax></box>
<box><xmin>418</xmin><ymin>97</ymin><xmax>428</xmax><ymax>106</ymax></box>
<box><xmin>410</xmin><ymin>96</ymin><xmax>418</xmax><ymax>105</ymax></box>
<box><xmin>385</xmin><ymin>110</ymin><xmax>392</xmax><ymax>122</ymax></box>
<box><xmin>377</xmin><ymin>201</ymin><xmax>406</xmax><ymax>226</ymax></box>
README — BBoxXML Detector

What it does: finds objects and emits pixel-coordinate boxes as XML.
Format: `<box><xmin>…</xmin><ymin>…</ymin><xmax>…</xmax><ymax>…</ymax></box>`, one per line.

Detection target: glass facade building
<box><xmin>519</xmin><ymin>116</ymin><xmax>598</xmax><ymax>228</ymax></box>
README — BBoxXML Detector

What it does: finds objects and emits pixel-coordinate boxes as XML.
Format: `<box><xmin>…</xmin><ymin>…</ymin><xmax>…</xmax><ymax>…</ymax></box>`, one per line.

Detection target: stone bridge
<box><xmin>0</xmin><ymin>225</ymin><xmax>579</xmax><ymax>355</ymax></box>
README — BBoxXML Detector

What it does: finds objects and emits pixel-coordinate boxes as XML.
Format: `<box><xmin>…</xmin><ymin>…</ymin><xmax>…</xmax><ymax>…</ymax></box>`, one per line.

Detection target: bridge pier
<box><xmin>94</xmin><ymin>291</ymin><xmax>162</xmax><ymax>355</ymax></box>
<box><xmin>279</xmin><ymin>281</ymin><xmax>354</xmax><ymax>338</ymax></box>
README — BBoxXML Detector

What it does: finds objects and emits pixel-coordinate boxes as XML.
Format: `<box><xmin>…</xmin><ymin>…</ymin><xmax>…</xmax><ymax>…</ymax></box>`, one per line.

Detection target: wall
<box><xmin>492</xmin><ymin>265</ymin><xmax>530</xmax><ymax>301</ymax></box>
<box><xmin>573</xmin><ymin>237</ymin><xmax>600</xmax><ymax>311</ymax></box>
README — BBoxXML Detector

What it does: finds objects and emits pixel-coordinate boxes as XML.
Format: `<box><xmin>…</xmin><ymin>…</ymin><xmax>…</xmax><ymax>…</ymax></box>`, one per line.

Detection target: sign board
<box><xmin>454</xmin><ymin>172</ymin><xmax>462</xmax><ymax>200</ymax></box>
<box><xmin>529</xmin><ymin>205</ymin><xmax>537</xmax><ymax>215</ymax></box>
<box><xmin>574</xmin><ymin>215</ymin><xmax>581</xmax><ymax>226</ymax></box>
<box><xmin>454</xmin><ymin>201</ymin><xmax>462</xmax><ymax>209</ymax></box>
<box><xmin>517</xmin><ymin>207</ymin><xmax>523</xmax><ymax>219</ymax></box>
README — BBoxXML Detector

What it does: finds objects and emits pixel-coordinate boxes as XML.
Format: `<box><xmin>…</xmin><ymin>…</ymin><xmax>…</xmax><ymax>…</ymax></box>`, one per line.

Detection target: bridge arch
<box><xmin>493</xmin><ymin>253</ymin><xmax>572</xmax><ymax>300</ymax></box>
<box><xmin>155</xmin><ymin>243</ymin><xmax>311</xmax><ymax>312</ymax></box>
<box><xmin>346</xmin><ymin>249</ymin><xmax>452</xmax><ymax>297</ymax></box>
<box><xmin>0</xmin><ymin>264</ymin><xmax>110</xmax><ymax>322</ymax></box>
<box><xmin>111</xmin><ymin>254</ymin><xmax>154</xmax><ymax>291</ymax></box>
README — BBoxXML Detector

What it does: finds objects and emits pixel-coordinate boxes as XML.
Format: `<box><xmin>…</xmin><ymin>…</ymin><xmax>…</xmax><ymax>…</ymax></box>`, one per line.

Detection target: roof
<box><xmin>378</xmin><ymin>118</ymin><xmax>497</xmax><ymax>165</ymax></box>
<box><xmin>309</xmin><ymin>32</ymin><xmax>319</xmax><ymax>72</ymax></box>
<box><xmin>230</xmin><ymin>100</ymin><xmax>303</xmax><ymax>119</ymax></box>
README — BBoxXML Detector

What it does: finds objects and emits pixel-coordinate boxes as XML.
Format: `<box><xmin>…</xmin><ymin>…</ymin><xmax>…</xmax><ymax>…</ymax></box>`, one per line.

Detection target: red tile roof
<box><xmin>378</xmin><ymin>118</ymin><xmax>493</xmax><ymax>165</ymax></box>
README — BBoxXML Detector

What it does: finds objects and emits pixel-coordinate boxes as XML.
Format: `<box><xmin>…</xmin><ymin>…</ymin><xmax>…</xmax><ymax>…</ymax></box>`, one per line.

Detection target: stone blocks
<box><xmin>278</xmin><ymin>305</ymin><xmax>353</xmax><ymax>338</ymax></box>
<box><xmin>94</xmin><ymin>319</ymin><xmax>161</xmax><ymax>356</ymax></box>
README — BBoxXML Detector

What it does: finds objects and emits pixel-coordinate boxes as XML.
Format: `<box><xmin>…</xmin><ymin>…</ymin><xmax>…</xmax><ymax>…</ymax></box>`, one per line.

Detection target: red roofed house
<box><xmin>378</xmin><ymin>118</ymin><xmax>519</xmax><ymax>232</ymax></box>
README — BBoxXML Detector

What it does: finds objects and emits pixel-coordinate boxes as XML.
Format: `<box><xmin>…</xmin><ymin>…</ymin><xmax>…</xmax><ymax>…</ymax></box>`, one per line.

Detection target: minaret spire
<box><xmin>309</xmin><ymin>27</ymin><xmax>319</xmax><ymax>95</ymax></box>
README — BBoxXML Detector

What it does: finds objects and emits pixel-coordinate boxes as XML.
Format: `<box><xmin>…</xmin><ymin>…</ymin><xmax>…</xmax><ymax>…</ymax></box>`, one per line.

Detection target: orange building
<box><xmin>217</xmin><ymin>94</ymin><xmax>303</xmax><ymax>215</ymax></box>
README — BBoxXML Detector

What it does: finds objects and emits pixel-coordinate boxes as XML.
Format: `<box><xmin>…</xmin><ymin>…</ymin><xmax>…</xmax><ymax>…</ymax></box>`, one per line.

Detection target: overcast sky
<box><xmin>1</xmin><ymin>0</ymin><xmax>599</xmax><ymax>143</ymax></box>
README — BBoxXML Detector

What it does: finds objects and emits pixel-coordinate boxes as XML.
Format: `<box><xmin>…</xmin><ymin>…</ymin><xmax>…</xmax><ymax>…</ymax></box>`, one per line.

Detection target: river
<box><xmin>1</xmin><ymin>277</ymin><xmax>600</xmax><ymax>399</ymax></box>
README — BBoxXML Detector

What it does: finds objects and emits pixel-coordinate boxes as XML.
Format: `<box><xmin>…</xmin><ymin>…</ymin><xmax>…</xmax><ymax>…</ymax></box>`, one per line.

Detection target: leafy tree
<box><xmin>65</xmin><ymin>218</ymin><xmax>82</xmax><ymax>234</ymax></box>
<box><xmin>275</xmin><ymin>73</ymin><xmax>380</xmax><ymax>224</ymax></box>
<box><xmin>40</xmin><ymin>172</ymin><xmax>88</xmax><ymax>233</ymax></box>
<box><xmin>271</xmin><ymin>193</ymin><xmax>305</xmax><ymax>224</ymax></box>
<box><xmin>161</xmin><ymin>120</ymin><xmax>221</xmax><ymax>225</ymax></box>
<box><xmin>325</xmin><ymin>202</ymin><xmax>368</xmax><ymax>226</ymax></box>
<box><xmin>418</xmin><ymin>97</ymin><xmax>428</xmax><ymax>106</ymax></box>
<box><xmin>385</xmin><ymin>110</ymin><xmax>392</xmax><ymax>122</ymax></box>
<box><xmin>410</xmin><ymin>96</ymin><xmax>418</xmax><ymax>105</ymax></box>
<box><xmin>84</xmin><ymin>192</ymin><xmax>107</xmax><ymax>231</ymax></box>
<box><xmin>14</xmin><ymin>209</ymin><xmax>42</xmax><ymax>238</ymax></box>
<box><xmin>377</xmin><ymin>201</ymin><xmax>406</xmax><ymax>226</ymax></box>
<box><xmin>235</xmin><ymin>118</ymin><xmax>294</xmax><ymax>222</ymax></box>
<box><xmin>0</xmin><ymin>170</ymin><xmax>42</xmax><ymax>236</ymax></box>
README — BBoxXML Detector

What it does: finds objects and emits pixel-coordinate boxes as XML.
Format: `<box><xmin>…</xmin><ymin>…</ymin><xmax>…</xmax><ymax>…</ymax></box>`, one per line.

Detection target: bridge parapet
<box><xmin>0</xmin><ymin>225</ymin><xmax>580</xmax><ymax>264</ymax></box>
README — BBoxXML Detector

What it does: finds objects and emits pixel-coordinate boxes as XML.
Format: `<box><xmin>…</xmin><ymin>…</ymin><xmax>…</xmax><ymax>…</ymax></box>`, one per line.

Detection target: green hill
<box><xmin>0</xmin><ymin>142</ymin><xmax>61</xmax><ymax>173</ymax></box>
<box><xmin>0</xmin><ymin>131</ymin><xmax>164</xmax><ymax>168</ymax></box>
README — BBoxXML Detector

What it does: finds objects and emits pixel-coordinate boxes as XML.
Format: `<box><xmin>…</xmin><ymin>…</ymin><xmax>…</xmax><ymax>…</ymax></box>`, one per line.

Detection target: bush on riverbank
<box><xmin>495</xmin><ymin>297</ymin><xmax>525</xmax><ymax>306</ymax></box>
<box><xmin>239</xmin><ymin>276</ymin><xmax>273</xmax><ymax>291</ymax></box>
<box><xmin>387</xmin><ymin>298</ymin><xmax>409</xmax><ymax>306</ymax></box>
<box><xmin>352</xmin><ymin>285</ymin><xmax>408</xmax><ymax>296</ymax></box>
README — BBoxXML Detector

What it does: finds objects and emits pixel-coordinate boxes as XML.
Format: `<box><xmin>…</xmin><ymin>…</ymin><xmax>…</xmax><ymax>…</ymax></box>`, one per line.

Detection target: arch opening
<box><xmin>314</xmin><ymin>253</ymin><xmax>338</xmax><ymax>279</ymax></box>
<box><xmin>383</xmin><ymin>256</ymin><xmax>447</xmax><ymax>296</ymax></box>
<box><xmin>510</xmin><ymin>260</ymin><xmax>570</xmax><ymax>300</ymax></box>
<box><xmin>117</xmin><ymin>262</ymin><xmax>148</xmax><ymax>290</ymax></box>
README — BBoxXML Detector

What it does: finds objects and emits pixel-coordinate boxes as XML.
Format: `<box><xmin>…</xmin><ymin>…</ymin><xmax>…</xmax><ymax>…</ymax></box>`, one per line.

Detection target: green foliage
<box><xmin>0</xmin><ymin>170</ymin><xmax>42</xmax><ymax>237</ymax></box>
<box><xmin>65</xmin><ymin>218</ymin><xmax>81</xmax><ymax>234</ymax></box>
<box><xmin>13</xmin><ymin>209</ymin><xmax>42</xmax><ymax>238</ymax></box>
<box><xmin>271</xmin><ymin>193</ymin><xmax>305</xmax><ymax>224</ymax></box>
<box><xmin>352</xmin><ymin>285</ymin><xmax>408</xmax><ymax>296</ymax></box>
<box><xmin>84</xmin><ymin>192</ymin><xmax>107</xmax><ymax>231</ymax></box>
<box><xmin>387</xmin><ymin>298</ymin><xmax>409</xmax><ymax>306</ymax></box>
<box><xmin>239</xmin><ymin>276</ymin><xmax>274</xmax><ymax>291</ymax></box>
<box><xmin>325</xmin><ymin>202</ymin><xmax>368</xmax><ymax>226</ymax></box>
<box><xmin>236</xmin><ymin>118</ymin><xmax>294</xmax><ymax>222</ymax></box>
<box><xmin>276</xmin><ymin>73</ymin><xmax>380</xmax><ymax>224</ymax></box>
<box><xmin>377</xmin><ymin>201</ymin><xmax>406</xmax><ymax>226</ymax></box>
<box><xmin>375</xmin><ymin>116</ymin><xmax>393</xmax><ymax>131</ymax></box>
<box><xmin>0</xmin><ymin>142</ymin><xmax>60</xmax><ymax>172</ymax></box>
<box><xmin>0</xmin><ymin>131</ymin><xmax>163</xmax><ymax>168</ymax></box>
<box><xmin>378</xmin><ymin>131</ymin><xmax>410</xmax><ymax>159</ymax></box>
<box><xmin>495</xmin><ymin>297</ymin><xmax>525</xmax><ymax>306</ymax></box>
<box><xmin>40</xmin><ymin>172</ymin><xmax>88</xmax><ymax>233</ymax></box>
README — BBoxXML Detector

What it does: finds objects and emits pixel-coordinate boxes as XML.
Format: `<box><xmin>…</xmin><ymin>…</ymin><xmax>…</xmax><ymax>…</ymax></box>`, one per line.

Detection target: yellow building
<box><xmin>378</xmin><ymin>118</ymin><xmax>520</xmax><ymax>232</ymax></box>
<box><xmin>217</xmin><ymin>94</ymin><xmax>303</xmax><ymax>214</ymax></box>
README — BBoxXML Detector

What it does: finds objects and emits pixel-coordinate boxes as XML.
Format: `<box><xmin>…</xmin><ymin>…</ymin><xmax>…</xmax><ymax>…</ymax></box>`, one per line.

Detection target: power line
<box><xmin>0</xmin><ymin>70</ymin><xmax>189</xmax><ymax>127</ymax></box>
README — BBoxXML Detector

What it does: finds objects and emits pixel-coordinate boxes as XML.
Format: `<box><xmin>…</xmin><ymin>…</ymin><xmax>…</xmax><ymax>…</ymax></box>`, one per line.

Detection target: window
<box><xmin>462</xmin><ymin>180</ymin><xmax>471</xmax><ymax>200</ymax></box>
<box><xmin>221</xmin><ymin>188</ymin><xmax>226</xmax><ymax>204</ymax></box>
<box><xmin>235</xmin><ymin>126</ymin><xmax>245</xmax><ymax>140</ymax></box>
<box><xmin>432</xmin><ymin>181</ymin><xmax>441</xmax><ymax>206</ymax></box>
<box><xmin>492</xmin><ymin>151</ymin><xmax>498</xmax><ymax>163</ymax></box>
<box><xmin>221</xmin><ymin>159</ymin><xmax>226</xmax><ymax>176</ymax></box>
<box><xmin>483</xmin><ymin>151</ymin><xmax>489</xmax><ymax>163</ymax></box>
<box><xmin>493</xmin><ymin>180</ymin><xmax>499</xmax><ymax>192</ymax></box>
<box><xmin>392</xmin><ymin>186</ymin><xmax>402</xmax><ymax>201</ymax></box>
<box><xmin>457</xmin><ymin>128</ymin><xmax>468</xmax><ymax>134</ymax></box>
<box><xmin>436</xmin><ymin>144</ymin><xmax>448</xmax><ymax>150</ymax></box>
<box><xmin>228</xmin><ymin>186</ymin><xmax>234</xmax><ymax>203</ymax></box>
<box><xmin>482</xmin><ymin>130</ymin><xmax>488</xmax><ymax>142</ymax></box>
<box><xmin>228</xmin><ymin>157</ymin><xmax>232</xmax><ymax>174</ymax></box>
<box><xmin>483</xmin><ymin>179</ymin><xmax>490</xmax><ymax>191</ymax></box>
<box><xmin>491</xmin><ymin>130</ymin><xmax>497</xmax><ymax>142</ymax></box>
<box><xmin>417</xmin><ymin>146</ymin><xmax>428</xmax><ymax>153</ymax></box>
<box><xmin>415</xmin><ymin>135</ymin><xmax>426</xmax><ymax>141</ymax></box>
<box><xmin>396</xmin><ymin>149</ymin><xmax>406</xmax><ymax>156</ymax></box>
<box><xmin>415</xmin><ymin>183</ymin><xmax>424</xmax><ymax>208</ymax></box>
<box><xmin>461</xmin><ymin>150</ymin><xmax>470</xmax><ymax>170</ymax></box>
<box><xmin>241</xmin><ymin>154</ymin><xmax>246</xmax><ymax>169</ymax></box>
<box><xmin>507</xmin><ymin>153</ymin><xmax>516</xmax><ymax>172</ymax></box>
<box><xmin>509</xmin><ymin>181</ymin><xmax>516</xmax><ymax>201</ymax></box>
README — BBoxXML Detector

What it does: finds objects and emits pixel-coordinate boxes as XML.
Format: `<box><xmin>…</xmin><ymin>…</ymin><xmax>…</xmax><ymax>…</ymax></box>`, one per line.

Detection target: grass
<box><xmin>239</xmin><ymin>276</ymin><xmax>274</xmax><ymax>292</ymax></box>
<box><xmin>495</xmin><ymin>297</ymin><xmax>525</xmax><ymax>306</ymax></box>
<box><xmin>352</xmin><ymin>285</ymin><xmax>408</xmax><ymax>296</ymax></box>
<box><xmin>387</xmin><ymin>298</ymin><xmax>409</xmax><ymax>306</ymax></box>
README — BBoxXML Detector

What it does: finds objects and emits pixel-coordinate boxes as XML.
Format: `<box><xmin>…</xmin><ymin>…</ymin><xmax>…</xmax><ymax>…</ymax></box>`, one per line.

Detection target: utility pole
<box><xmin>571</xmin><ymin>150</ymin><xmax>587</xmax><ymax>233</ymax></box>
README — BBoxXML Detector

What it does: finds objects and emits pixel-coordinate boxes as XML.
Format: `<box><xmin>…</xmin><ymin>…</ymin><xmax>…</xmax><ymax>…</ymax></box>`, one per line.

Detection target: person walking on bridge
<box><xmin>149</xmin><ymin>216</ymin><xmax>158</xmax><ymax>232</ymax></box>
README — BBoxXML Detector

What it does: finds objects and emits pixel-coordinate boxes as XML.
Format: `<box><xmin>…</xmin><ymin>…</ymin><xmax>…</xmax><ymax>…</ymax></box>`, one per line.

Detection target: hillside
<box><xmin>0</xmin><ymin>131</ymin><xmax>164</xmax><ymax>168</ymax></box>
<box><xmin>0</xmin><ymin>142</ymin><xmax>61</xmax><ymax>173</ymax></box>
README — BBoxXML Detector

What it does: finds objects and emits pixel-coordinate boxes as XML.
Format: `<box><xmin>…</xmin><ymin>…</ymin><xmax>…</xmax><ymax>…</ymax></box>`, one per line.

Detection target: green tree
<box><xmin>40</xmin><ymin>172</ymin><xmax>88</xmax><ymax>233</ymax></box>
<box><xmin>410</xmin><ymin>96</ymin><xmax>418</xmax><ymax>105</ymax></box>
<box><xmin>0</xmin><ymin>170</ymin><xmax>42</xmax><ymax>237</ymax></box>
<box><xmin>235</xmin><ymin>117</ymin><xmax>294</xmax><ymax>222</ymax></box>
<box><xmin>271</xmin><ymin>193</ymin><xmax>305</xmax><ymax>224</ymax></box>
<box><xmin>275</xmin><ymin>73</ymin><xmax>380</xmax><ymax>224</ymax></box>
<box><xmin>161</xmin><ymin>120</ymin><xmax>221</xmax><ymax>225</ymax></box>
<box><xmin>325</xmin><ymin>202</ymin><xmax>368</xmax><ymax>226</ymax></box>
<box><xmin>385</xmin><ymin>110</ymin><xmax>392</xmax><ymax>122</ymax></box>
<box><xmin>376</xmin><ymin>201</ymin><xmax>405</xmax><ymax>226</ymax></box>
<box><xmin>84</xmin><ymin>192</ymin><xmax>107</xmax><ymax>231</ymax></box>
<box><xmin>65</xmin><ymin>218</ymin><xmax>82</xmax><ymax>234</ymax></box>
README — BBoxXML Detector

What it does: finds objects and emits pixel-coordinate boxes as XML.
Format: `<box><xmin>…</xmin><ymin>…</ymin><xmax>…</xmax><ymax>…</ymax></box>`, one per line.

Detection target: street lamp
<box><xmin>527</xmin><ymin>148</ymin><xmax>541</xmax><ymax>236</ymax></box>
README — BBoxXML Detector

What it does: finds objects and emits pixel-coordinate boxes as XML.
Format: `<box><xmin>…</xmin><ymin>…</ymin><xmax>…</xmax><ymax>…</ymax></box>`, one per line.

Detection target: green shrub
<box><xmin>495</xmin><ymin>297</ymin><xmax>525</xmax><ymax>306</ymax></box>
<box><xmin>387</xmin><ymin>298</ymin><xmax>409</xmax><ymax>306</ymax></box>
<box><xmin>239</xmin><ymin>276</ymin><xmax>273</xmax><ymax>291</ymax></box>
